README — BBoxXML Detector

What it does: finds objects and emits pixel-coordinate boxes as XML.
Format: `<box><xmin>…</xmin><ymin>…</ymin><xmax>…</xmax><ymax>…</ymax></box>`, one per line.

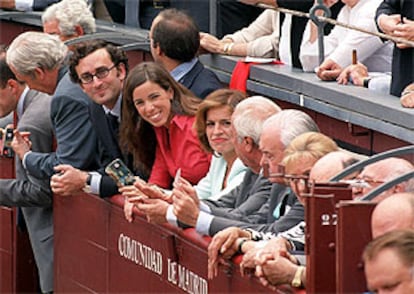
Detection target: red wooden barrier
<box><xmin>305</xmin><ymin>183</ymin><xmax>352</xmax><ymax>293</ymax></box>
<box><xmin>336</xmin><ymin>200</ymin><xmax>376</xmax><ymax>294</ymax></box>
<box><xmin>54</xmin><ymin>192</ymin><xmax>303</xmax><ymax>293</ymax></box>
<box><xmin>0</xmin><ymin>156</ymin><xmax>39</xmax><ymax>293</ymax></box>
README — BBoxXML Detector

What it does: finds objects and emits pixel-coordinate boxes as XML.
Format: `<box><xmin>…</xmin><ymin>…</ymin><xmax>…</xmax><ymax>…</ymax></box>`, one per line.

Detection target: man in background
<box><xmin>149</xmin><ymin>8</ymin><xmax>222</xmax><ymax>99</ymax></box>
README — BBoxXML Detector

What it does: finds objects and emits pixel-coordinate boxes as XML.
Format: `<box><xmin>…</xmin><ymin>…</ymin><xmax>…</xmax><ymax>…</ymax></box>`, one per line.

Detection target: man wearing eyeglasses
<box><xmin>352</xmin><ymin>157</ymin><xmax>414</xmax><ymax>202</ymax></box>
<box><xmin>50</xmin><ymin>40</ymin><xmax>146</xmax><ymax>198</ymax></box>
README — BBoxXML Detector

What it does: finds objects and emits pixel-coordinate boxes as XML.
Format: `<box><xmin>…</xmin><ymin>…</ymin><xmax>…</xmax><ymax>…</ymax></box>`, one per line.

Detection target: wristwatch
<box><xmin>291</xmin><ymin>265</ymin><xmax>305</xmax><ymax>288</ymax></box>
<box><xmin>243</xmin><ymin>228</ymin><xmax>262</xmax><ymax>241</ymax></box>
<box><xmin>82</xmin><ymin>173</ymin><xmax>92</xmax><ymax>194</ymax></box>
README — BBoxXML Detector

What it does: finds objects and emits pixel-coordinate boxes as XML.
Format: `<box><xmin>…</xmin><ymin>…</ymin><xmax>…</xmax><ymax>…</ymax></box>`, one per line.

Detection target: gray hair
<box><xmin>263</xmin><ymin>109</ymin><xmax>320</xmax><ymax>148</ymax></box>
<box><xmin>232</xmin><ymin>96</ymin><xmax>281</xmax><ymax>145</ymax></box>
<box><xmin>42</xmin><ymin>0</ymin><xmax>96</xmax><ymax>36</ymax></box>
<box><xmin>6</xmin><ymin>32</ymin><xmax>67</xmax><ymax>76</ymax></box>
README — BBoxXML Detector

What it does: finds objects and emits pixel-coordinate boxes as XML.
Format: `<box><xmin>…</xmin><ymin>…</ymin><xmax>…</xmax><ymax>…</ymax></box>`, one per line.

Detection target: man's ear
<box><xmin>393</xmin><ymin>184</ymin><xmax>404</xmax><ymax>194</ymax></box>
<box><xmin>7</xmin><ymin>79</ymin><xmax>19</xmax><ymax>95</ymax></box>
<box><xmin>73</xmin><ymin>25</ymin><xmax>84</xmax><ymax>37</ymax></box>
<box><xmin>244</xmin><ymin>137</ymin><xmax>254</xmax><ymax>153</ymax></box>
<box><xmin>117</xmin><ymin>63</ymin><xmax>127</xmax><ymax>81</ymax></box>
<box><xmin>33</xmin><ymin>67</ymin><xmax>45</xmax><ymax>80</ymax></box>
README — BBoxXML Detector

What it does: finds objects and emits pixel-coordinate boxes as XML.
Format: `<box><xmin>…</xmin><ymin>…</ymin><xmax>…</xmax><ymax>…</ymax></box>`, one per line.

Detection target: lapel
<box><xmin>21</xmin><ymin>89</ymin><xmax>37</xmax><ymax>115</ymax></box>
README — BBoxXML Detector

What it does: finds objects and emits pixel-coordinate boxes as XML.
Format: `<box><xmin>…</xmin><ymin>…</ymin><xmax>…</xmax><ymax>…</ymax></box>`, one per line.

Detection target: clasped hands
<box><xmin>207</xmin><ymin>227</ymin><xmax>297</xmax><ymax>288</ymax></box>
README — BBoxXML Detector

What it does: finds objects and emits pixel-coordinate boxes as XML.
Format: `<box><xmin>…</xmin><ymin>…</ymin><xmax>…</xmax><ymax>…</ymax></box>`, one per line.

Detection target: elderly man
<box><xmin>371</xmin><ymin>192</ymin><xmax>414</xmax><ymax>238</ymax></box>
<box><xmin>217</xmin><ymin>154</ymin><xmax>414</xmax><ymax>288</ymax></box>
<box><xmin>207</xmin><ymin>151</ymin><xmax>357</xmax><ymax>284</ymax></box>
<box><xmin>6</xmin><ymin>32</ymin><xmax>101</xmax><ymax>183</ymax></box>
<box><xmin>42</xmin><ymin>0</ymin><xmax>96</xmax><ymax>43</ymax></box>
<box><xmin>353</xmin><ymin>157</ymin><xmax>414</xmax><ymax>201</ymax></box>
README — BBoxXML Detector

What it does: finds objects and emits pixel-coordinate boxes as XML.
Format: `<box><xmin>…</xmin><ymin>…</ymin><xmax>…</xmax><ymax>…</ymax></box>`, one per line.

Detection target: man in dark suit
<box><xmin>6</xmin><ymin>32</ymin><xmax>101</xmax><ymax>181</ymax></box>
<box><xmin>376</xmin><ymin>0</ymin><xmax>414</xmax><ymax>96</ymax></box>
<box><xmin>149</xmin><ymin>8</ymin><xmax>222</xmax><ymax>99</ymax></box>
<box><xmin>50</xmin><ymin>40</ymin><xmax>146</xmax><ymax>198</ymax></box>
<box><xmin>0</xmin><ymin>57</ymin><xmax>54</xmax><ymax>293</ymax></box>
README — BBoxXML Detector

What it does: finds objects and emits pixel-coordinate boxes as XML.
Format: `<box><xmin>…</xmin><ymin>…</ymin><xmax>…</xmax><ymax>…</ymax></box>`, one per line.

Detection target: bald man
<box><xmin>309</xmin><ymin>150</ymin><xmax>358</xmax><ymax>182</ymax></box>
<box><xmin>371</xmin><ymin>192</ymin><xmax>414</xmax><ymax>238</ymax></box>
<box><xmin>353</xmin><ymin>157</ymin><xmax>414</xmax><ymax>201</ymax></box>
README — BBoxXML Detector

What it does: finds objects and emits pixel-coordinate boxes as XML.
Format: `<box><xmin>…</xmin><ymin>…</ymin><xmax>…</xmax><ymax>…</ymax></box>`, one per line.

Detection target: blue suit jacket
<box><xmin>25</xmin><ymin>67</ymin><xmax>100</xmax><ymax>179</ymax></box>
<box><xmin>179</xmin><ymin>60</ymin><xmax>222</xmax><ymax>99</ymax></box>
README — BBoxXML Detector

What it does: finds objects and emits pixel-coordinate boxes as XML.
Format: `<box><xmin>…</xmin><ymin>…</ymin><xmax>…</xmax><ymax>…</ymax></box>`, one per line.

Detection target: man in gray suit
<box><xmin>0</xmin><ymin>57</ymin><xmax>54</xmax><ymax>293</ymax></box>
<box><xmin>6</xmin><ymin>31</ymin><xmax>101</xmax><ymax>181</ymax></box>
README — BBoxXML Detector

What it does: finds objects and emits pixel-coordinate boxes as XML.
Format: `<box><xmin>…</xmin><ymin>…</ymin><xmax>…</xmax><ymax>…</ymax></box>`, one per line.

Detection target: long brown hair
<box><xmin>120</xmin><ymin>61</ymin><xmax>201</xmax><ymax>173</ymax></box>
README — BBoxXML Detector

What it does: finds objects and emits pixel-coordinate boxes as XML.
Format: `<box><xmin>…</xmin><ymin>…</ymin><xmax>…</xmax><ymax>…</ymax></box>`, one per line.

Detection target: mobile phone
<box><xmin>2</xmin><ymin>127</ymin><xmax>14</xmax><ymax>158</ymax></box>
<box><xmin>105</xmin><ymin>158</ymin><xmax>136</xmax><ymax>187</ymax></box>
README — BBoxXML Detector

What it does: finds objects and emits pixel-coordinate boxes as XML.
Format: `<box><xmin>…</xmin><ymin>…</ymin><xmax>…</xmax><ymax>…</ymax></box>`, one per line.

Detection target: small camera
<box><xmin>105</xmin><ymin>158</ymin><xmax>136</xmax><ymax>187</ymax></box>
<box><xmin>2</xmin><ymin>127</ymin><xmax>14</xmax><ymax>158</ymax></box>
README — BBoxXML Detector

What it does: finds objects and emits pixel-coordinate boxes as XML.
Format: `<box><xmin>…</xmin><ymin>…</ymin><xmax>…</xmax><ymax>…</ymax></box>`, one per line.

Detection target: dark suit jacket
<box><xmin>32</xmin><ymin>0</ymin><xmax>95</xmax><ymax>10</ymax></box>
<box><xmin>25</xmin><ymin>67</ymin><xmax>101</xmax><ymax>179</ymax></box>
<box><xmin>89</xmin><ymin>101</ymin><xmax>147</xmax><ymax>197</ymax></box>
<box><xmin>124</xmin><ymin>0</ymin><xmax>210</xmax><ymax>31</ymax></box>
<box><xmin>0</xmin><ymin>89</ymin><xmax>54</xmax><ymax>292</ymax></box>
<box><xmin>179</xmin><ymin>60</ymin><xmax>222</xmax><ymax>99</ymax></box>
<box><xmin>376</xmin><ymin>0</ymin><xmax>414</xmax><ymax>96</ymax></box>
<box><xmin>32</xmin><ymin>0</ymin><xmax>59</xmax><ymax>10</ymax></box>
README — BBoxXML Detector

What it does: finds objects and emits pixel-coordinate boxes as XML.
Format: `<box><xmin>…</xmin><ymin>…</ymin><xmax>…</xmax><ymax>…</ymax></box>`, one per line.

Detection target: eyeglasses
<box><xmin>342</xmin><ymin>178</ymin><xmax>385</xmax><ymax>189</ymax></box>
<box><xmin>262</xmin><ymin>163</ymin><xmax>285</xmax><ymax>179</ymax></box>
<box><xmin>79</xmin><ymin>64</ymin><xmax>117</xmax><ymax>84</ymax></box>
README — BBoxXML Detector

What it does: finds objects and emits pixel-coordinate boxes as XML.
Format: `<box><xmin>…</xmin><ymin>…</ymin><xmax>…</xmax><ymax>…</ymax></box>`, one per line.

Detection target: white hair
<box><xmin>263</xmin><ymin>109</ymin><xmax>320</xmax><ymax>148</ymax></box>
<box><xmin>42</xmin><ymin>0</ymin><xmax>96</xmax><ymax>36</ymax></box>
<box><xmin>6</xmin><ymin>32</ymin><xmax>67</xmax><ymax>76</ymax></box>
<box><xmin>232</xmin><ymin>96</ymin><xmax>281</xmax><ymax>145</ymax></box>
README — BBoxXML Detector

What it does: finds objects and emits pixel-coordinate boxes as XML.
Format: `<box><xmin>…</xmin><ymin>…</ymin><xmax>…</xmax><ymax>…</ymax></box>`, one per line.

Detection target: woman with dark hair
<box><xmin>120</xmin><ymin>61</ymin><xmax>210</xmax><ymax>189</ymax></box>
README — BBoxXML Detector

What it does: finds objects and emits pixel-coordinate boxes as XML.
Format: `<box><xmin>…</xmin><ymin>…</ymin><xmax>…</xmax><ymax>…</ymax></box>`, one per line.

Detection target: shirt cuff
<box><xmin>22</xmin><ymin>150</ymin><xmax>32</xmax><ymax>169</ymax></box>
<box><xmin>15</xmin><ymin>0</ymin><xmax>34</xmax><ymax>11</ymax></box>
<box><xmin>195</xmin><ymin>210</ymin><xmax>214</xmax><ymax>235</ymax></box>
<box><xmin>166</xmin><ymin>205</ymin><xmax>178</xmax><ymax>226</ymax></box>
<box><xmin>199</xmin><ymin>201</ymin><xmax>211</xmax><ymax>213</ymax></box>
<box><xmin>89</xmin><ymin>171</ymin><xmax>102</xmax><ymax>195</ymax></box>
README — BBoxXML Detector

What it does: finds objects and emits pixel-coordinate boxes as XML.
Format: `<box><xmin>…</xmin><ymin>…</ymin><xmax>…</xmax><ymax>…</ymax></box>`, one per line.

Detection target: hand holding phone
<box><xmin>105</xmin><ymin>158</ymin><xmax>136</xmax><ymax>187</ymax></box>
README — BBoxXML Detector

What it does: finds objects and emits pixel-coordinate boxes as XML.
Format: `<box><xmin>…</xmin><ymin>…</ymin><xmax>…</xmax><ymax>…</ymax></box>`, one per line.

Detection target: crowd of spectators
<box><xmin>0</xmin><ymin>0</ymin><xmax>413</xmax><ymax>292</ymax></box>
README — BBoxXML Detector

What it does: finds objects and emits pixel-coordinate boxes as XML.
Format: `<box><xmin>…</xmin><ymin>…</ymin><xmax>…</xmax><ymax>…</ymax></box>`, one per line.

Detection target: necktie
<box><xmin>106</xmin><ymin>113</ymin><xmax>119</xmax><ymax>137</ymax></box>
